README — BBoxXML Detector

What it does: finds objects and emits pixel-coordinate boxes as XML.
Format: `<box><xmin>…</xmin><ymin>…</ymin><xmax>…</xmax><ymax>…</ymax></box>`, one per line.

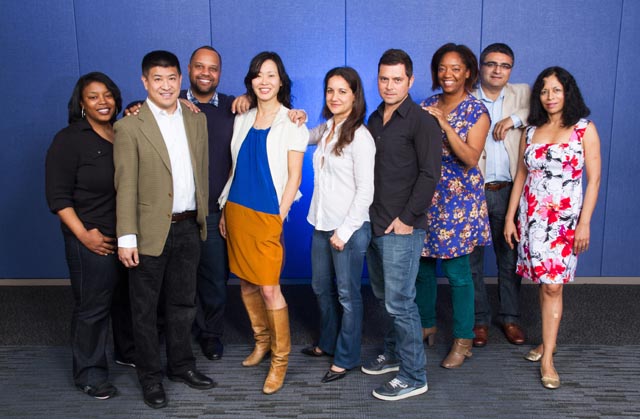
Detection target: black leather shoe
<box><xmin>168</xmin><ymin>370</ymin><xmax>216</xmax><ymax>390</ymax></box>
<box><xmin>142</xmin><ymin>383</ymin><xmax>167</xmax><ymax>409</ymax></box>
<box><xmin>200</xmin><ymin>337</ymin><xmax>224</xmax><ymax>360</ymax></box>
<box><xmin>301</xmin><ymin>345</ymin><xmax>331</xmax><ymax>357</ymax></box>
<box><xmin>321</xmin><ymin>368</ymin><xmax>347</xmax><ymax>383</ymax></box>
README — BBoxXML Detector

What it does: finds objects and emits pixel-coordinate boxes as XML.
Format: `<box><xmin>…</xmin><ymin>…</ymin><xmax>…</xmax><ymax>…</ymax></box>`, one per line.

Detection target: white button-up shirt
<box><xmin>146</xmin><ymin>99</ymin><xmax>196</xmax><ymax>214</ymax></box>
<box><xmin>118</xmin><ymin>99</ymin><xmax>196</xmax><ymax>249</ymax></box>
<box><xmin>307</xmin><ymin>119</ymin><xmax>376</xmax><ymax>243</ymax></box>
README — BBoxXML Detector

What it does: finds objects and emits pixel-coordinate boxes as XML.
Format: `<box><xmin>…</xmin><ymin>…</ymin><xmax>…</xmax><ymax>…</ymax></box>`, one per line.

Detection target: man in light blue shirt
<box><xmin>470</xmin><ymin>43</ymin><xmax>530</xmax><ymax>347</ymax></box>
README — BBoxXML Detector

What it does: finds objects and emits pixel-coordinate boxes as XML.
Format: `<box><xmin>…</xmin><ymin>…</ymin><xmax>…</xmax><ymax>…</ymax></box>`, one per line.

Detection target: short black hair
<box><xmin>67</xmin><ymin>72</ymin><xmax>122</xmax><ymax>124</ymax></box>
<box><xmin>529</xmin><ymin>66</ymin><xmax>590</xmax><ymax>127</ymax></box>
<box><xmin>141</xmin><ymin>50</ymin><xmax>181</xmax><ymax>76</ymax></box>
<box><xmin>244</xmin><ymin>51</ymin><xmax>292</xmax><ymax>108</ymax></box>
<box><xmin>430</xmin><ymin>43</ymin><xmax>478</xmax><ymax>91</ymax></box>
<box><xmin>480</xmin><ymin>43</ymin><xmax>515</xmax><ymax>65</ymax></box>
<box><xmin>378</xmin><ymin>49</ymin><xmax>413</xmax><ymax>78</ymax></box>
<box><xmin>190</xmin><ymin>46</ymin><xmax>222</xmax><ymax>67</ymax></box>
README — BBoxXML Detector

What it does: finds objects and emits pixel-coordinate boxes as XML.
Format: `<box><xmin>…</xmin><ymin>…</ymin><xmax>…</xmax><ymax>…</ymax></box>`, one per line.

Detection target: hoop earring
<box><xmin>81</xmin><ymin>108</ymin><xmax>85</xmax><ymax>118</ymax></box>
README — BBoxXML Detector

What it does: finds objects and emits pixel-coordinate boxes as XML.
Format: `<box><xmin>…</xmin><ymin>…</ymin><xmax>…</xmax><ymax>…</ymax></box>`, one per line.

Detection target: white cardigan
<box><xmin>218</xmin><ymin>105</ymin><xmax>309</xmax><ymax>208</ymax></box>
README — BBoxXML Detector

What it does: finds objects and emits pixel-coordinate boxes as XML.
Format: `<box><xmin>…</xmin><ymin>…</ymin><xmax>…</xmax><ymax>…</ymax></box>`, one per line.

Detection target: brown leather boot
<box><xmin>241</xmin><ymin>290</ymin><xmax>271</xmax><ymax>367</ymax></box>
<box><xmin>262</xmin><ymin>306</ymin><xmax>290</xmax><ymax>394</ymax></box>
<box><xmin>422</xmin><ymin>327</ymin><xmax>437</xmax><ymax>346</ymax></box>
<box><xmin>441</xmin><ymin>338</ymin><xmax>473</xmax><ymax>369</ymax></box>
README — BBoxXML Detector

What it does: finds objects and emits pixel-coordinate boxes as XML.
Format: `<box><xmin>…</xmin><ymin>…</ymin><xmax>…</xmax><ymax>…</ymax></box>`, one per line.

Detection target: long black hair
<box><xmin>244</xmin><ymin>51</ymin><xmax>292</xmax><ymax>108</ymax></box>
<box><xmin>321</xmin><ymin>67</ymin><xmax>367</xmax><ymax>156</ymax></box>
<box><xmin>67</xmin><ymin>72</ymin><xmax>122</xmax><ymax>124</ymax></box>
<box><xmin>528</xmin><ymin>66</ymin><xmax>590</xmax><ymax>127</ymax></box>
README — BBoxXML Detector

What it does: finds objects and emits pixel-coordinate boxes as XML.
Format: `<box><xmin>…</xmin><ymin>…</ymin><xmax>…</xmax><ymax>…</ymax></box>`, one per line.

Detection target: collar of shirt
<box><xmin>146</xmin><ymin>97</ymin><xmax>183</xmax><ymax>119</ymax></box>
<box><xmin>375</xmin><ymin>94</ymin><xmax>414</xmax><ymax>119</ymax></box>
<box><xmin>478</xmin><ymin>86</ymin><xmax>505</xmax><ymax>105</ymax></box>
<box><xmin>187</xmin><ymin>88</ymin><xmax>218</xmax><ymax>107</ymax></box>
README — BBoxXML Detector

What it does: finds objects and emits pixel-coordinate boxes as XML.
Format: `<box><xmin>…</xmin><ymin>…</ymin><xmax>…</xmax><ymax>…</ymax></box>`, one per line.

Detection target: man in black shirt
<box><xmin>361</xmin><ymin>49</ymin><xmax>441</xmax><ymax>401</ymax></box>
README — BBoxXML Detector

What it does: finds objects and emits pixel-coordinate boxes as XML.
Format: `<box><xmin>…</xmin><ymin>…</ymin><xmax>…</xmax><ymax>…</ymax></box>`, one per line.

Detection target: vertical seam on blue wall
<box><xmin>71</xmin><ymin>0</ymin><xmax>80</xmax><ymax>78</ymax></box>
<box><xmin>479</xmin><ymin>0</ymin><xmax>484</xmax><ymax>53</ymax></box>
<box><xmin>344</xmin><ymin>0</ymin><xmax>348</xmax><ymax>65</ymax></box>
<box><xmin>208</xmin><ymin>0</ymin><xmax>213</xmax><ymax>46</ymax></box>
<box><xmin>602</xmin><ymin>0</ymin><xmax>625</xmax><ymax>276</ymax></box>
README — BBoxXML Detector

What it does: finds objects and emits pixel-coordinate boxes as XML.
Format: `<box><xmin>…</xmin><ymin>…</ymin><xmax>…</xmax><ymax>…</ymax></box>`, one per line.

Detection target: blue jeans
<box><xmin>470</xmin><ymin>184</ymin><xmax>522</xmax><ymax>325</ymax></box>
<box><xmin>311</xmin><ymin>223</ymin><xmax>370</xmax><ymax>370</ymax></box>
<box><xmin>194</xmin><ymin>211</ymin><xmax>229</xmax><ymax>339</ymax></box>
<box><xmin>63</xmin><ymin>230</ymin><xmax>132</xmax><ymax>387</ymax></box>
<box><xmin>367</xmin><ymin>228</ymin><xmax>427</xmax><ymax>387</ymax></box>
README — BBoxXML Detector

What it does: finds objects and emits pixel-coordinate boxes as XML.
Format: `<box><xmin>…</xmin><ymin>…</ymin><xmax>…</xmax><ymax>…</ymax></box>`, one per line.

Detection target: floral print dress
<box><xmin>516</xmin><ymin>119</ymin><xmax>589</xmax><ymax>284</ymax></box>
<box><xmin>422</xmin><ymin>94</ymin><xmax>491</xmax><ymax>259</ymax></box>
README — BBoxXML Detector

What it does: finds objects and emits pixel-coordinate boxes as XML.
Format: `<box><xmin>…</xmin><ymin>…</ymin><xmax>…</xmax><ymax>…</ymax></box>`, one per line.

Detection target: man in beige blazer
<box><xmin>470</xmin><ymin>43</ymin><xmax>530</xmax><ymax>348</ymax></box>
<box><xmin>114</xmin><ymin>50</ymin><xmax>213</xmax><ymax>409</ymax></box>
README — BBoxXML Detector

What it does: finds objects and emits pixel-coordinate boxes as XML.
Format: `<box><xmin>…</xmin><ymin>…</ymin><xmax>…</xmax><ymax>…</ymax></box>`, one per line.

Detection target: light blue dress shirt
<box><xmin>479</xmin><ymin>88</ymin><xmax>521</xmax><ymax>183</ymax></box>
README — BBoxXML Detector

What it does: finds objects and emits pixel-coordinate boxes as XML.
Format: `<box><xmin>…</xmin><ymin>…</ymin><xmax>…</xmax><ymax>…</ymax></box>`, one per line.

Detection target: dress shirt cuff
<box><xmin>510</xmin><ymin>114</ymin><xmax>523</xmax><ymax>128</ymax></box>
<box><xmin>118</xmin><ymin>234</ymin><xmax>137</xmax><ymax>248</ymax></box>
<box><xmin>336</xmin><ymin>225</ymin><xmax>355</xmax><ymax>244</ymax></box>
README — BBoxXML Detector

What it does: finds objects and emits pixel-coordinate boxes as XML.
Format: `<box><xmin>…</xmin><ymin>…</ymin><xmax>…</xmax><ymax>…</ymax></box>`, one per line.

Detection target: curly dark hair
<box><xmin>244</xmin><ymin>51</ymin><xmax>292</xmax><ymax>109</ymax></box>
<box><xmin>321</xmin><ymin>67</ymin><xmax>367</xmax><ymax>156</ymax></box>
<box><xmin>528</xmin><ymin>66</ymin><xmax>590</xmax><ymax>127</ymax></box>
<box><xmin>67</xmin><ymin>72</ymin><xmax>122</xmax><ymax>124</ymax></box>
<box><xmin>430</xmin><ymin>43</ymin><xmax>478</xmax><ymax>92</ymax></box>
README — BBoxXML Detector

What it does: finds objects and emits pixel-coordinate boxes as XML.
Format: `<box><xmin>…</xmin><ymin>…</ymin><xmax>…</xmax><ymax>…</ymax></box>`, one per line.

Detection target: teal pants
<box><xmin>415</xmin><ymin>255</ymin><xmax>475</xmax><ymax>339</ymax></box>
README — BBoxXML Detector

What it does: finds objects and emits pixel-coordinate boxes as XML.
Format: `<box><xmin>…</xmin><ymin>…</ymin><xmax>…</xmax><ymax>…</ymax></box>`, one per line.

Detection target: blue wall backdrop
<box><xmin>1</xmin><ymin>0</ymin><xmax>638</xmax><ymax>280</ymax></box>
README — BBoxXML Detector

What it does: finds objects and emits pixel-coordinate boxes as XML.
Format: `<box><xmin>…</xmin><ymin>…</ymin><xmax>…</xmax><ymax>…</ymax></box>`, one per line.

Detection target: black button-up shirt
<box><xmin>45</xmin><ymin>120</ymin><xmax>117</xmax><ymax>236</ymax></box>
<box><xmin>368</xmin><ymin>95</ymin><xmax>442</xmax><ymax>237</ymax></box>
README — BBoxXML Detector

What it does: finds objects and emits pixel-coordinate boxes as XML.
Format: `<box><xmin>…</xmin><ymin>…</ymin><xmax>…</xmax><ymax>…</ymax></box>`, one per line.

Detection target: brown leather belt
<box><xmin>171</xmin><ymin>210</ymin><xmax>197</xmax><ymax>223</ymax></box>
<box><xmin>485</xmin><ymin>181</ymin><xmax>512</xmax><ymax>192</ymax></box>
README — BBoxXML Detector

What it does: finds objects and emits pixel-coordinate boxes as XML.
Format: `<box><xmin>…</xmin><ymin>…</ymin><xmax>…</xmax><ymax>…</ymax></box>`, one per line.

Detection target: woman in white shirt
<box><xmin>302</xmin><ymin>67</ymin><xmax>376</xmax><ymax>383</ymax></box>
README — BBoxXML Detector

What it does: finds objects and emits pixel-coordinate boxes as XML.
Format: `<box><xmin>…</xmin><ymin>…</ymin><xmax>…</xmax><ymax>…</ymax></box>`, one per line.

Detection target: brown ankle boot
<box><xmin>422</xmin><ymin>327</ymin><xmax>437</xmax><ymax>346</ymax></box>
<box><xmin>241</xmin><ymin>290</ymin><xmax>271</xmax><ymax>367</ymax></box>
<box><xmin>441</xmin><ymin>338</ymin><xmax>473</xmax><ymax>368</ymax></box>
<box><xmin>263</xmin><ymin>306</ymin><xmax>290</xmax><ymax>394</ymax></box>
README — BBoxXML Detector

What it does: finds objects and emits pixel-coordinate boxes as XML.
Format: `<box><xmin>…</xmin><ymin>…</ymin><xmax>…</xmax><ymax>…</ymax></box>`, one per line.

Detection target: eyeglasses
<box><xmin>482</xmin><ymin>62</ymin><xmax>513</xmax><ymax>70</ymax></box>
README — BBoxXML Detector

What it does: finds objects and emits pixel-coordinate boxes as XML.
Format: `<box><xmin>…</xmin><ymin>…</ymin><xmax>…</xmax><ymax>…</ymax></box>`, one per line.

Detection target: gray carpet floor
<box><xmin>1</xmin><ymin>284</ymin><xmax>640</xmax><ymax>418</ymax></box>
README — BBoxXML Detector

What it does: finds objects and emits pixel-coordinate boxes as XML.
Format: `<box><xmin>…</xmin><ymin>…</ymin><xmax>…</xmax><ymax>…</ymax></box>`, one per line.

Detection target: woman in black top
<box><xmin>45</xmin><ymin>72</ymin><xmax>134</xmax><ymax>400</ymax></box>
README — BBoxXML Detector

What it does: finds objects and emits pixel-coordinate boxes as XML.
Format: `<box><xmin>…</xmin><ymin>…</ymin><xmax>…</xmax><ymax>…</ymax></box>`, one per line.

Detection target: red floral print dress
<box><xmin>516</xmin><ymin>119</ymin><xmax>589</xmax><ymax>283</ymax></box>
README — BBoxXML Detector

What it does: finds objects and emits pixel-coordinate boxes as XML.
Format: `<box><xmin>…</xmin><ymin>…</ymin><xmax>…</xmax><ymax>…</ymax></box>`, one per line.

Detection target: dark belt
<box><xmin>485</xmin><ymin>181</ymin><xmax>512</xmax><ymax>191</ymax></box>
<box><xmin>171</xmin><ymin>210</ymin><xmax>197</xmax><ymax>223</ymax></box>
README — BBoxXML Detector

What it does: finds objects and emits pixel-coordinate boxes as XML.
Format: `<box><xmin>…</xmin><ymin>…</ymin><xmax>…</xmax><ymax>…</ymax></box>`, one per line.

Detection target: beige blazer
<box><xmin>472</xmin><ymin>83</ymin><xmax>530</xmax><ymax>179</ymax></box>
<box><xmin>114</xmin><ymin>102</ymin><xmax>209</xmax><ymax>256</ymax></box>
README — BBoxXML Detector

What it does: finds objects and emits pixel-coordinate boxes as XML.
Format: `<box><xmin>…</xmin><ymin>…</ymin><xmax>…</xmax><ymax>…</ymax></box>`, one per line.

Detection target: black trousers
<box><xmin>63</xmin><ymin>230</ymin><xmax>134</xmax><ymax>387</ymax></box>
<box><xmin>129</xmin><ymin>219</ymin><xmax>201</xmax><ymax>387</ymax></box>
<box><xmin>194</xmin><ymin>211</ymin><xmax>229</xmax><ymax>340</ymax></box>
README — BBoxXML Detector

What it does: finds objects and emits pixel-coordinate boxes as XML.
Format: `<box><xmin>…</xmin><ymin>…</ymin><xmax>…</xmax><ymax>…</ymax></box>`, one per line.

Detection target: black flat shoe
<box><xmin>321</xmin><ymin>368</ymin><xmax>347</xmax><ymax>383</ymax></box>
<box><xmin>301</xmin><ymin>345</ymin><xmax>330</xmax><ymax>357</ymax></box>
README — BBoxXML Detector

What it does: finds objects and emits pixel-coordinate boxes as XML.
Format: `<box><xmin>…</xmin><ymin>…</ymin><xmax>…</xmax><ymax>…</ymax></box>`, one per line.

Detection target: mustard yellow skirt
<box><xmin>224</xmin><ymin>201</ymin><xmax>283</xmax><ymax>286</ymax></box>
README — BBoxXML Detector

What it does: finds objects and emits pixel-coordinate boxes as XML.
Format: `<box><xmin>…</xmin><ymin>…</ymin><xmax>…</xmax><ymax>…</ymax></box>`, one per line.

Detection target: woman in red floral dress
<box><xmin>504</xmin><ymin>67</ymin><xmax>601</xmax><ymax>389</ymax></box>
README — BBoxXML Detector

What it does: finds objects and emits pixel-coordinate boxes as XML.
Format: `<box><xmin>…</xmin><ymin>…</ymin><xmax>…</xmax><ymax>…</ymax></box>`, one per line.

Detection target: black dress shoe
<box><xmin>142</xmin><ymin>383</ymin><xmax>167</xmax><ymax>409</ymax></box>
<box><xmin>168</xmin><ymin>370</ymin><xmax>217</xmax><ymax>390</ymax></box>
<box><xmin>200</xmin><ymin>337</ymin><xmax>224</xmax><ymax>360</ymax></box>
<box><xmin>301</xmin><ymin>345</ymin><xmax>331</xmax><ymax>357</ymax></box>
<box><xmin>321</xmin><ymin>368</ymin><xmax>347</xmax><ymax>383</ymax></box>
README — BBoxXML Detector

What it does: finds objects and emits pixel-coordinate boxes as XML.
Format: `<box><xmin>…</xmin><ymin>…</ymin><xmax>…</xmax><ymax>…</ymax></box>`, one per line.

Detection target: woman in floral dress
<box><xmin>504</xmin><ymin>67</ymin><xmax>601</xmax><ymax>389</ymax></box>
<box><xmin>415</xmin><ymin>43</ymin><xmax>490</xmax><ymax>369</ymax></box>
